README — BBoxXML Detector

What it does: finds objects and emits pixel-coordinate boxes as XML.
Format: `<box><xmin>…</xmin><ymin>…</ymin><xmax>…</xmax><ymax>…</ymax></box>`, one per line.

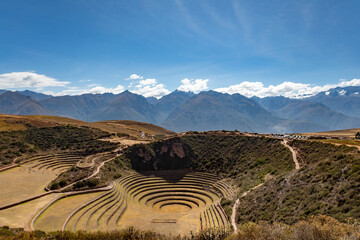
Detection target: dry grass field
<box><xmin>0</xmin><ymin>119</ymin><xmax>26</xmax><ymax>131</ymax></box>
<box><xmin>0</xmin><ymin>155</ymin><xmax>78</xmax><ymax>230</ymax></box>
<box><xmin>0</xmin><ymin>193</ymin><xmax>61</xmax><ymax>230</ymax></box>
<box><xmin>0</xmin><ymin>163</ymin><xmax>61</xmax><ymax>207</ymax></box>
<box><xmin>302</xmin><ymin>128</ymin><xmax>360</xmax><ymax>138</ymax></box>
<box><xmin>34</xmin><ymin>192</ymin><xmax>104</xmax><ymax>232</ymax></box>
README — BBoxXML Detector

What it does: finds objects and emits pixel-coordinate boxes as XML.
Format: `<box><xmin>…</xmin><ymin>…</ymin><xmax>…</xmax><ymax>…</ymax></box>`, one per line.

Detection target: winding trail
<box><xmin>59</xmin><ymin>146</ymin><xmax>127</xmax><ymax>191</ymax></box>
<box><xmin>58</xmin><ymin>156</ymin><xmax>116</xmax><ymax>192</ymax></box>
<box><xmin>281</xmin><ymin>139</ymin><xmax>300</xmax><ymax>170</ymax></box>
<box><xmin>231</xmin><ymin>139</ymin><xmax>300</xmax><ymax>233</ymax></box>
<box><xmin>231</xmin><ymin>199</ymin><xmax>240</xmax><ymax>232</ymax></box>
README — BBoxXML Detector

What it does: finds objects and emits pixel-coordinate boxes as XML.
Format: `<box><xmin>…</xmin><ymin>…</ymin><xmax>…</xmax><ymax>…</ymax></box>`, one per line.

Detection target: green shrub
<box><xmin>59</xmin><ymin>180</ymin><xmax>68</xmax><ymax>188</ymax></box>
<box><xmin>50</xmin><ymin>182</ymin><xmax>60</xmax><ymax>190</ymax></box>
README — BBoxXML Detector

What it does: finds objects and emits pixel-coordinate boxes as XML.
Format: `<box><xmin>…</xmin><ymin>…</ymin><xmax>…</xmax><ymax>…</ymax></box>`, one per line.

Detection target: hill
<box><xmin>0</xmin><ymin>115</ymin><xmax>174</xmax><ymax>141</ymax></box>
<box><xmin>236</xmin><ymin>140</ymin><xmax>360</xmax><ymax>224</ymax></box>
<box><xmin>98</xmin><ymin>120</ymin><xmax>174</xmax><ymax>137</ymax></box>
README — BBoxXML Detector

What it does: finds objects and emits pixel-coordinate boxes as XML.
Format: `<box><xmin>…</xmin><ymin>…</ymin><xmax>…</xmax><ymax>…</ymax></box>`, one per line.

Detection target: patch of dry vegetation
<box><xmin>1</xmin><ymin>216</ymin><xmax>359</xmax><ymax>240</ymax></box>
<box><xmin>303</xmin><ymin>127</ymin><xmax>360</xmax><ymax>139</ymax></box>
<box><xmin>181</xmin><ymin>134</ymin><xmax>294</xmax><ymax>193</ymax></box>
<box><xmin>237</xmin><ymin>140</ymin><xmax>360</xmax><ymax>224</ymax></box>
<box><xmin>0</xmin><ymin>131</ymin><xmax>34</xmax><ymax>167</ymax></box>
<box><xmin>230</xmin><ymin>215</ymin><xmax>360</xmax><ymax>240</ymax></box>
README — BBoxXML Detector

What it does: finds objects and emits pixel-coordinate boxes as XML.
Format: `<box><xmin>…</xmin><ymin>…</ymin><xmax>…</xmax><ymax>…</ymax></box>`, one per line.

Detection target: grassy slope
<box><xmin>0</xmin><ymin>115</ymin><xmax>174</xmax><ymax>167</ymax></box>
<box><xmin>109</xmin><ymin>133</ymin><xmax>294</xmax><ymax>195</ymax></box>
<box><xmin>98</xmin><ymin>120</ymin><xmax>175</xmax><ymax>136</ymax></box>
<box><xmin>110</xmin><ymin>133</ymin><xmax>360</xmax><ymax>225</ymax></box>
<box><xmin>237</xmin><ymin>140</ymin><xmax>360</xmax><ymax>224</ymax></box>
<box><xmin>181</xmin><ymin>134</ymin><xmax>294</xmax><ymax>193</ymax></box>
<box><xmin>0</xmin><ymin>115</ymin><xmax>175</xmax><ymax>140</ymax></box>
<box><xmin>0</xmin><ymin>125</ymin><xmax>118</xmax><ymax>167</ymax></box>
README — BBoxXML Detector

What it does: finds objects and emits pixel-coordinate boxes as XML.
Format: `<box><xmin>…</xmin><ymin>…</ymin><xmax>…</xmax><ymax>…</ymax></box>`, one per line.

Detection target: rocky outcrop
<box><xmin>127</xmin><ymin>137</ymin><xmax>193</xmax><ymax>171</ymax></box>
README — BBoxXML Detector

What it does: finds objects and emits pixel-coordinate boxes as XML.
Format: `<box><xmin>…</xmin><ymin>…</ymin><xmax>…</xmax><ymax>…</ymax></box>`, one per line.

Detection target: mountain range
<box><xmin>1</xmin><ymin>86</ymin><xmax>360</xmax><ymax>133</ymax></box>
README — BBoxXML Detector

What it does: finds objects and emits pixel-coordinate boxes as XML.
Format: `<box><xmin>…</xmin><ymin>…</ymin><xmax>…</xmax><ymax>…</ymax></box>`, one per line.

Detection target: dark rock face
<box><xmin>128</xmin><ymin>137</ymin><xmax>193</xmax><ymax>171</ymax></box>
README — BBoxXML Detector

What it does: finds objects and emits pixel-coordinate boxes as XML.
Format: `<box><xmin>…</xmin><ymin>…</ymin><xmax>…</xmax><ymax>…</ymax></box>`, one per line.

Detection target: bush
<box><xmin>50</xmin><ymin>182</ymin><xmax>59</xmax><ymax>190</ymax></box>
<box><xmin>356</xmin><ymin>132</ymin><xmax>360</xmax><ymax>139</ymax></box>
<box><xmin>59</xmin><ymin>180</ymin><xmax>68</xmax><ymax>188</ymax></box>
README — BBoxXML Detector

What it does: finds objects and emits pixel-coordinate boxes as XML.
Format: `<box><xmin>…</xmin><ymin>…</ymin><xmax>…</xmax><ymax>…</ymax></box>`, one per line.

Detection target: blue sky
<box><xmin>1</xmin><ymin>0</ymin><xmax>360</xmax><ymax>98</ymax></box>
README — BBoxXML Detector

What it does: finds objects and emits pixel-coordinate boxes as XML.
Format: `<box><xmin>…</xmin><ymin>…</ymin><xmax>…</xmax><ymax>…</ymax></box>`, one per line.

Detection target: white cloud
<box><xmin>215</xmin><ymin>78</ymin><xmax>360</xmax><ymax>98</ymax></box>
<box><xmin>87</xmin><ymin>85</ymin><xmax>125</xmax><ymax>94</ymax></box>
<box><xmin>87</xmin><ymin>84</ymin><xmax>100</xmax><ymax>87</ymax></box>
<box><xmin>177</xmin><ymin>78</ymin><xmax>209</xmax><ymax>93</ymax></box>
<box><xmin>127</xmin><ymin>74</ymin><xmax>143</xmax><ymax>80</ymax></box>
<box><xmin>131</xmin><ymin>84</ymin><xmax>170</xmax><ymax>99</ymax></box>
<box><xmin>131</xmin><ymin>78</ymin><xmax>170</xmax><ymax>98</ymax></box>
<box><xmin>139</xmin><ymin>78</ymin><xmax>157</xmax><ymax>86</ymax></box>
<box><xmin>0</xmin><ymin>72</ymin><xmax>69</xmax><ymax>88</ymax></box>
<box><xmin>40</xmin><ymin>73</ymin><xmax>169</xmax><ymax>98</ymax></box>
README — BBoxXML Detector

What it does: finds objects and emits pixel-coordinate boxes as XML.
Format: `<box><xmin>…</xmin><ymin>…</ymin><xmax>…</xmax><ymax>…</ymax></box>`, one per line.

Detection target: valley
<box><xmin>0</xmin><ymin>115</ymin><xmax>359</xmax><ymax>239</ymax></box>
<box><xmin>2</xmin><ymin>1</ymin><xmax>360</xmax><ymax>239</ymax></box>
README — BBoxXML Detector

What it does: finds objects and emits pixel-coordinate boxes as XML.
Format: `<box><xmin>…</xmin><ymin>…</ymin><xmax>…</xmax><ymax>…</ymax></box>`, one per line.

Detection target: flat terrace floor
<box><xmin>0</xmin><ymin>163</ymin><xmax>61</xmax><ymax>207</ymax></box>
<box><xmin>33</xmin><ymin>170</ymin><xmax>232</xmax><ymax>236</ymax></box>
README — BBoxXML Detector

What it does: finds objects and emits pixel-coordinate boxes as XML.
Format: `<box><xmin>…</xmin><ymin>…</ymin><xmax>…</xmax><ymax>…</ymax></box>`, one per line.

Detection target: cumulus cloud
<box><xmin>139</xmin><ymin>78</ymin><xmax>157</xmax><ymax>86</ymax></box>
<box><xmin>131</xmin><ymin>78</ymin><xmax>170</xmax><ymax>99</ymax></box>
<box><xmin>87</xmin><ymin>85</ymin><xmax>125</xmax><ymax>94</ymax></box>
<box><xmin>177</xmin><ymin>78</ymin><xmax>209</xmax><ymax>93</ymax></box>
<box><xmin>215</xmin><ymin>78</ymin><xmax>360</xmax><ymax>98</ymax></box>
<box><xmin>127</xmin><ymin>74</ymin><xmax>143</xmax><ymax>80</ymax></box>
<box><xmin>0</xmin><ymin>72</ymin><xmax>69</xmax><ymax>88</ymax></box>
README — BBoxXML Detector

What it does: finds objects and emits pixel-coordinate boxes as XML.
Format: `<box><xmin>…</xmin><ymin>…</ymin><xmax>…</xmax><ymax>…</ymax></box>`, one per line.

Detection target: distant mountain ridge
<box><xmin>0</xmin><ymin>86</ymin><xmax>360</xmax><ymax>133</ymax></box>
<box><xmin>0</xmin><ymin>91</ymin><xmax>52</xmax><ymax>116</ymax></box>
<box><xmin>307</xmin><ymin>86</ymin><xmax>360</xmax><ymax>118</ymax></box>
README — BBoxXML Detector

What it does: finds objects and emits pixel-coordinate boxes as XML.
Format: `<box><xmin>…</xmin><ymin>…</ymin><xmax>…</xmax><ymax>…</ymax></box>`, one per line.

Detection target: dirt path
<box><xmin>59</xmin><ymin>146</ymin><xmax>128</xmax><ymax>191</ymax></box>
<box><xmin>281</xmin><ymin>139</ymin><xmax>300</xmax><ymax>170</ymax></box>
<box><xmin>59</xmin><ymin>157</ymin><xmax>116</xmax><ymax>191</ymax></box>
<box><xmin>231</xmin><ymin>199</ymin><xmax>240</xmax><ymax>232</ymax></box>
<box><xmin>76</xmin><ymin>154</ymin><xmax>107</xmax><ymax>169</ymax></box>
<box><xmin>231</xmin><ymin>183</ymin><xmax>264</xmax><ymax>232</ymax></box>
<box><xmin>231</xmin><ymin>139</ymin><xmax>300</xmax><ymax>233</ymax></box>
